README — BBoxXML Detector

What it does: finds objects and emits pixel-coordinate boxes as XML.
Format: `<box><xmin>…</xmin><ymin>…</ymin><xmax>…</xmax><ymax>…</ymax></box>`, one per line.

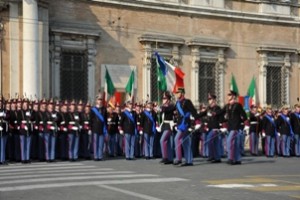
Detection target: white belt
<box><xmin>163</xmin><ymin>120</ymin><xmax>173</xmax><ymax>124</ymax></box>
<box><xmin>250</xmin><ymin>122</ymin><xmax>258</xmax><ymax>125</ymax></box>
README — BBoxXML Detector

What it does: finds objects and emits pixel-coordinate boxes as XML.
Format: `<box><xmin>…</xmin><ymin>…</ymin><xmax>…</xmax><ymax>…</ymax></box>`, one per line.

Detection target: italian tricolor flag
<box><xmin>247</xmin><ymin>77</ymin><xmax>256</xmax><ymax>106</ymax></box>
<box><xmin>155</xmin><ymin>52</ymin><xmax>185</xmax><ymax>93</ymax></box>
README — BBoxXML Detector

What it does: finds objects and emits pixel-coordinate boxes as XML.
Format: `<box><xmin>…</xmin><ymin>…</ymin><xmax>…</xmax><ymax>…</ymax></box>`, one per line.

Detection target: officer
<box><xmin>44</xmin><ymin>100</ymin><xmax>58</xmax><ymax>162</ymax></box>
<box><xmin>17</xmin><ymin>98</ymin><xmax>32</xmax><ymax>163</ymax></box>
<box><xmin>261</xmin><ymin>105</ymin><xmax>276</xmax><ymax>157</ymax></box>
<box><xmin>66</xmin><ymin>100</ymin><xmax>81</xmax><ymax>161</ymax></box>
<box><xmin>90</xmin><ymin>96</ymin><xmax>107</xmax><ymax>161</ymax></box>
<box><xmin>119</xmin><ymin>100</ymin><xmax>137</xmax><ymax>160</ymax></box>
<box><xmin>276</xmin><ymin>105</ymin><xmax>293</xmax><ymax>157</ymax></box>
<box><xmin>223</xmin><ymin>90</ymin><xmax>248</xmax><ymax>165</ymax></box>
<box><xmin>79</xmin><ymin>102</ymin><xmax>91</xmax><ymax>160</ymax></box>
<box><xmin>249</xmin><ymin>105</ymin><xmax>260</xmax><ymax>156</ymax></box>
<box><xmin>107</xmin><ymin>104</ymin><xmax>119</xmax><ymax>157</ymax></box>
<box><xmin>0</xmin><ymin>98</ymin><xmax>8</xmax><ymax>165</ymax></box>
<box><xmin>174</xmin><ymin>87</ymin><xmax>200</xmax><ymax>166</ymax></box>
<box><xmin>57</xmin><ymin>100</ymin><xmax>68</xmax><ymax>160</ymax></box>
<box><xmin>159</xmin><ymin>91</ymin><xmax>176</xmax><ymax>164</ymax></box>
<box><xmin>140</xmin><ymin>101</ymin><xmax>158</xmax><ymax>159</ymax></box>
<box><xmin>201</xmin><ymin>93</ymin><xmax>223</xmax><ymax>163</ymax></box>
<box><xmin>291</xmin><ymin>103</ymin><xmax>300</xmax><ymax>157</ymax></box>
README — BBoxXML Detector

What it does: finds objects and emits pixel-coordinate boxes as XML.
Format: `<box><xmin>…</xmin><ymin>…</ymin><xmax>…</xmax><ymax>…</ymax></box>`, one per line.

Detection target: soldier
<box><xmin>199</xmin><ymin>104</ymin><xmax>209</xmax><ymax>158</ymax></box>
<box><xmin>90</xmin><ymin>96</ymin><xmax>107</xmax><ymax>161</ymax></box>
<box><xmin>249</xmin><ymin>105</ymin><xmax>261</xmax><ymax>156</ymax></box>
<box><xmin>201</xmin><ymin>94</ymin><xmax>223</xmax><ymax>163</ymax></box>
<box><xmin>17</xmin><ymin>98</ymin><xmax>32</xmax><ymax>163</ymax></box>
<box><xmin>140</xmin><ymin>102</ymin><xmax>158</xmax><ymax>159</ymax></box>
<box><xmin>30</xmin><ymin>100</ymin><xmax>40</xmax><ymax>160</ymax></box>
<box><xmin>261</xmin><ymin>105</ymin><xmax>276</xmax><ymax>157</ymax></box>
<box><xmin>0</xmin><ymin>98</ymin><xmax>8</xmax><ymax>165</ymax></box>
<box><xmin>57</xmin><ymin>101</ymin><xmax>68</xmax><ymax>160</ymax></box>
<box><xmin>276</xmin><ymin>105</ymin><xmax>293</xmax><ymax>157</ymax></box>
<box><xmin>107</xmin><ymin>104</ymin><xmax>119</xmax><ymax>157</ymax></box>
<box><xmin>7</xmin><ymin>99</ymin><xmax>18</xmax><ymax>162</ymax></box>
<box><xmin>66</xmin><ymin>100</ymin><xmax>81</xmax><ymax>161</ymax></box>
<box><xmin>173</xmin><ymin>88</ymin><xmax>200</xmax><ymax>166</ymax></box>
<box><xmin>115</xmin><ymin>104</ymin><xmax>123</xmax><ymax>156</ymax></box>
<box><xmin>119</xmin><ymin>101</ymin><xmax>137</xmax><ymax>160</ymax></box>
<box><xmin>37</xmin><ymin>99</ymin><xmax>47</xmax><ymax>161</ymax></box>
<box><xmin>223</xmin><ymin>90</ymin><xmax>248</xmax><ymax>165</ymax></box>
<box><xmin>134</xmin><ymin>103</ymin><xmax>143</xmax><ymax>158</ymax></box>
<box><xmin>79</xmin><ymin>102</ymin><xmax>91</xmax><ymax>160</ymax></box>
<box><xmin>159</xmin><ymin>91</ymin><xmax>176</xmax><ymax>164</ymax></box>
<box><xmin>291</xmin><ymin>103</ymin><xmax>300</xmax><ymax>157</ymax></box>
<box><xmin>44</xmin><ymin>100</ymin><xmax>58</xmax><ymax>162</ymax></box>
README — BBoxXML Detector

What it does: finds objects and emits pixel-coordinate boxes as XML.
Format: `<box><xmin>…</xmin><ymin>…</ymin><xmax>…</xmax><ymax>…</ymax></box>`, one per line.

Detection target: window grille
<box><xmin>198</xmin><ymin>61</ymin><xmax>217</xmax><ymax>104</ymax></box>
<box><xmin>150</xmin><ymin>57</ymin><xmax>163</xmax><ymax>103</ymax></box>
<box><xmin>266</xmin><ymin>65</ymin><xmax>282</xmax><ymax>108</ymax></box>
<box><xmin>60</xmin><ymin>52</ymin><xmax>88</xmax><ymax>101</ymax></box>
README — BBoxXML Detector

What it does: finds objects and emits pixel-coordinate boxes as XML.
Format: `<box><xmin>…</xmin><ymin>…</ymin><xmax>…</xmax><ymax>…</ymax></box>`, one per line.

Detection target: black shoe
<box><xmin>164</xmin><ymin>161</ymin><xmax>173</xmax><ymax>165</ymax></box>
<box><xmin>145</xmin><ymin>157</ymin><xmax>150</xmax><ymax>160</ymax></box>
<box><xmin>207</xmin><ymin>158</ymin><xmax>213</xmax><ymax>162</ymax></box>
<box><xmin>231</xmin><ymin>161</ymin><xmax>242</xmax><ymax>165</ymax></box>
<box><xmin>181</xmin><ymin>163</ymin><xmax>193</xmax><ymax>167</ymax></box>
<box><xmin>160</xmin><ymin>159</ymin><xmax>168</xmax><ymax>163</ymax></box>
<box><xmin>227</xmin><ymin>160</ymin><xmax>233</xmax><ymax>165</ymax></box>
<box><xmin>211</xmin><ymin>159</ymin><xmax>222</xmax><ymax>163</ymax></box>
<box><xmin>173</xmin><ymin>161</ymin><xmax>182</xmax><ymax>165</ymax></box>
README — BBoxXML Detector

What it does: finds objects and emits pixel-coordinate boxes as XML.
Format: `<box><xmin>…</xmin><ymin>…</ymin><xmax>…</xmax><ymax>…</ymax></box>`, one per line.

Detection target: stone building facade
<box><xmin>0</xmin><ymin>0</ymin><xmax>300</xmax><ymax>107</ymax></box>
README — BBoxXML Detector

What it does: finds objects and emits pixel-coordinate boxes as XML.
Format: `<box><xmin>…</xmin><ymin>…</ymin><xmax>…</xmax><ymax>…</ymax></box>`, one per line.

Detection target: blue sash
<box><xmin>143</xmin><ymin>110</ymin><xmax>156</xmax><ymax>134</ymax></box>
<box><xmin>265</xmin><ymin>114</ymin><xmax>277</xmax><ymax>136</ymax></box>
<box><xmin>91</xmin><ymin>107</ymin><xmax>107</xmax><ymax>136</ymax></box>
<box><xmin>124</xmin><ymin>110</ymin><xmax>137</xmax><ymax>136</ymax></box>
<box><xmin>176</xmin><ymin>101</ymin><xmax>190</xmax><ymax>132</ymax></box>
<box><xmin>280</xmin><ymin>114</ymin><xmax>294</xmax><ymax>137</ymax></box>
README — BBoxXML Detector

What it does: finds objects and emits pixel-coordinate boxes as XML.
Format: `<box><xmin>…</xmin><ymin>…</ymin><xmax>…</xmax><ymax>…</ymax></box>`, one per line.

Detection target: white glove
<box><xmin>207</xmin><ymin>112</ymin><xmax>212</xmax><ymax>117</ymax></box>
<box><xmin>139</xmin><ymin>130</ymin><xmax>143</xmax><ymax>135</ymax></box>
<box><xmin>243</xmin><ymin>126</ymin><xmax>250</xmax><ymax>132</ymax></box>
<box><xmin>63</xmin><ymin>128</ymin><xmax>67</xmax><ymax>132</ymax></box>
<box><xmin>156</xmin><ymin>126</ymin><xmax>161</xmax><ymax>133</ymax></box>
<box><xmin>24</xmin><ymin>126</ymin><xmax>28</xmax><ymax>131</ymax></box>
<box><xmin>195</xmin><ymin>124</ymin><xmax>201</xmax><ymax>130</ymax></box>
<box><xmin>50</xmin><ymin>126</ymin><xmax>55</xmax><ymax>130</ymax></box>
<box><xmin>88</xmin><ymin>130</ymin><xmax>92</xmax><ymax>135</ymax></box>
<box><xmin>255</xmin><ymin>113</ymin><xmax>260</xmax><ymax>117</ymax></box>
<box><xmin>262</xmin><ymin>132</ymin><xmax>266</xmax><ymax>137</ymax></box>
<box><xmin>277</xmin><ymin>132</ymin><xmax>281</xmax><ymax>137</ymax></box>
<box><xmin>174</xmin><ymin>126</ymin><xmax>178</xmax><ymax>131</ymax></box>
<box><xmin>0</xmin><ymin>112</ymin><xmax>4</xmax><ymax>117</ymax></box>
<box><xmin>220</xmin><ymin>128</ymin><xmax>227</xmax><ymax>133</ymax></box>
<box><xmin>0</xmin><ymin>126</ymin><xmax>3</xmax><ymax>131</ymax></box>
<box><xmin>188</xmin><ymin>128</ymin><xmax>193</xmax><ymax>132</ymax></box>
<box><xmin>26</xmin><ymin>112</ymin><xmax>31</xmax><ymax>117</ymax></box>
<box><xmin>119</xmin><ymin>130</ymin><xmax>124</xmax><ymax>135</ymax></box>
<box><xmin>52</xmin><ymin>113</ymin><xmax>57</xmax><ymax>118</ymax></box>
<box><xmin>72</xmin><ymin>127</ymin><xmax>79</xmax><ymax>131</ymax></box>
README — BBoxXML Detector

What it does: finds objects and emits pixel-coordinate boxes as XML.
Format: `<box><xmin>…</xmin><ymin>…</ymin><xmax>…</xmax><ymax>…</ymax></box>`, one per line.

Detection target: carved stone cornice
<box><xmin>256</xmin><ymin>46</ymin><xmax>297</xmax><ymax>54</ymax></box>
<box><xmin>139</xmin><ymin>34</ymin><xmax>185</xmax><ymax>45</ymax></box>
<box><xmin>187</xmin><ymin>38</ymin><xmax>230</xmax><ymax>49</ymax></box>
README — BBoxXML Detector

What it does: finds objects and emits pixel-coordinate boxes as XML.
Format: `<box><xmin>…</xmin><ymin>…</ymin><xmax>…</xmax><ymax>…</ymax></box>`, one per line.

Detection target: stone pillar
<box><xmin>23</xmin><ymin>0</ymin><xmax>39</xmax><ymax>98</ymax></box>
<box><xmin>217</xmin><ymin>48</ymin><xmax>225</xmax><ymax>107</ymax></box>
<box><xmin>142</xmin><ymin>42</ymin><xmax>152</xmax><ymax>101</ymax></box>
<box><xmin>51</xmin><ymin>34</ymin><xmax>61</xmax><ymax>98</ymax></box>
<box><xmin>87</xmin><ymin>37</ymin><xmax>97</xmax><ymax>100</ymax></box>
<box><xmin>283</xmin><ymin>53</ymin><xmax>291</xmax><ymax>105</ymax></box>
<box><xmin>190</xmin><ymin>46</ymin><xmax>200</xmax><ymax>107</ymax></box>
<box><xmin>9</xmin><ymin>2</ymin><xmax>20</xmax><ymax>97</ymax></box>
<box><xmin>258</xmin><ymin>52</ymin><xmax>268</xmax><ymax>107</ymax></box>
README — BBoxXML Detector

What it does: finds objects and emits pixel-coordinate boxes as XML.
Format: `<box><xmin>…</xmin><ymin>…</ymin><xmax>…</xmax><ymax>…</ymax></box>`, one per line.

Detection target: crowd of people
<box><xmin>0</xmin><ymin>87</ymin><xmax>299</xmax><ymax>167</ymax></box>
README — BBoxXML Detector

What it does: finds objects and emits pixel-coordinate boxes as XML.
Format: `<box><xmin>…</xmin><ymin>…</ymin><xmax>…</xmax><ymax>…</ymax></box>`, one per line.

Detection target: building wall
<box><xmin>1</xmin><ymin>0</ymin><xmax>300</xmax><ymax>105</ymax></box>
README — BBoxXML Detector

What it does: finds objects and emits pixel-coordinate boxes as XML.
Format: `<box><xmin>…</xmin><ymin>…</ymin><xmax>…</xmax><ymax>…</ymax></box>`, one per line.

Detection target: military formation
<box><xmin>0</xmin><ymin>88</ymin><xmax>299</xmax><ymax>167</ymax></box>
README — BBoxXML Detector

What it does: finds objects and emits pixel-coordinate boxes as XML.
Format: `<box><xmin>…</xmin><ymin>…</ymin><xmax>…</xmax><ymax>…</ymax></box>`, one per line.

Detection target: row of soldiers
<box><xmin>0</xmin><ymin>88</ymin><xmax>299</xmax><ymax>166</ymax></box>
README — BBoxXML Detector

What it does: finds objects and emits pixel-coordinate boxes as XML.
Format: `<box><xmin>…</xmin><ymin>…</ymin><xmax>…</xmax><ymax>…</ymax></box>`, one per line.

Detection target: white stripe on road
<box><xmin>207</xmin><ymin>184</ymin><xmax>278</xmax><ymax>188</ymax></box>
<box><xmin>0</xmin><ymin>178</ymin><xmax>188</xmax><ymax>192</ymax></box>
<box><xmin>0</xmin><ymin>174</ymin><xmax>159</xmax><ymax>185</ymax></box>
<box><xmin>1</xmin><ymin>163</ymin><xmax>85</xmax><ymax>169</ymax></box>
<box><xmin>0</xmin><ymin>168</ymin><xmax>114</xmax><ymax>176</ymax></box>
<box><xmin>0</xmin><ymin>166</ymin><xmax>96</xmax><ymax>173</ymax></box>
<box><xmin>98</xmin><ymin>184</ymin><xmax>163</xmax><ymax>200</ymax></box>
<box><xmin>0</xmin><ymin>171</ymin><xmax>135</xmax><ymax>180</ymax></box>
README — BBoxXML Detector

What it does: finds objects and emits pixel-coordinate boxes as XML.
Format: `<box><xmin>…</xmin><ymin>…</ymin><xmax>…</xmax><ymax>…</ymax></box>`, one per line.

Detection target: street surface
<box><xmin>0</xmin><ymin>155</ymin><xmax>299</xmax><ymax>200</ymax></box>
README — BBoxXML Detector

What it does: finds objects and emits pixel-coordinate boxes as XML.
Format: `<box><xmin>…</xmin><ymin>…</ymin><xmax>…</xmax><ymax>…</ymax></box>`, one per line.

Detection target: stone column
<box><xmin>87</xmin><ymin>37</ymin><xmax>97</xmax><ymax>100</ymax></box>
<box><xmin>190</xmin><ymin>46</ymin><xmax>200</xmax><ymax>107</ymax></box>
<box><xmin>142</xmin><ymin>42</ymin><xmax>152</xmax><ymax>101</ymax></box>
<box><xmin>217</xmin><ymin>48</ymin><xmax>225</xmax><ymax>107</ymax></box>
<box><xmin>23</xmin><ymin>0</ymin><xmax>39</xmax><ymax>98</ymax></box>
<box><xmin>258</xmin><ymin>52</ymin><xmax>268</xmax><ymax>107</ymax></box>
